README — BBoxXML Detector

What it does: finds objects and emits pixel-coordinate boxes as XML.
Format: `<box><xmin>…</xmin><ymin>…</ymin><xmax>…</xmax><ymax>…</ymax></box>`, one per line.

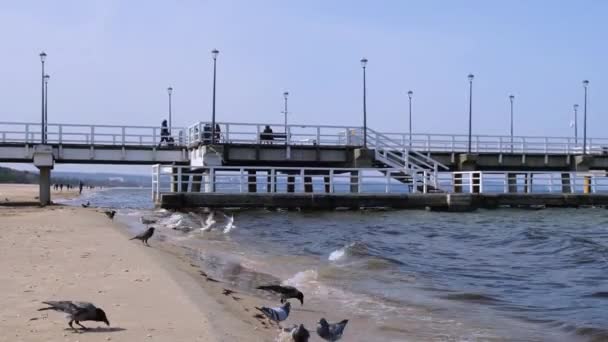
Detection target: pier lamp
<box><xmin>39</xmin><ymin>52</ymin><xmax>47</xmax><ymax>144</ymax></box>
<box><xmin>582</xmin><ymin>80</ymin><xmax>589</xmax><ymax>154</ymax></box>
<box><xmin>467</xmin><ymin>74</ymin><xmax>474</xmax><ymax>154</ymax></box>
<box><xmin>167</xmin><ymin>87</ymin><xmax>173</xmax><ymax>132</ymax></box>
<box><xmin>360</xmin><ymin>58</ymin><xmax>368</xmax><ymax>147</ymax></box>
<box><xmin>573</xmin><ymin>104</ymin><xmax>579</xmax><ymax>144</ymax></box>
<box><xmin>509</xmin><ymin>94</ymin><xmax>514</xmax><ymax>153</ymax></box>
<box><xmin>211</xmin><ymin>49</ymin><xmax>219</xmax><ymax>144</ymax></box>
<box><xmin>407</xmin><ymin>90</ymin><xmax>413</xmax><ymax>149</ymax></box>
<box><xmin>44</xmin><ymin>74</ymin><xmax>50</xmax><ymax>143</ymax></box>
<box><xmin>283</xmin><ymin>91</ymin><xmax>289</xmax><ymax>145</ymax></box>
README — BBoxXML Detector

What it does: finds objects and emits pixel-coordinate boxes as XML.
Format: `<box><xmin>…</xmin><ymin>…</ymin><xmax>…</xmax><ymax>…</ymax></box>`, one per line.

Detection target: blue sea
<box><xmin>62</xmin><ymin>188</ymin><xmax>608</xmax><ymax>341</ymax></box>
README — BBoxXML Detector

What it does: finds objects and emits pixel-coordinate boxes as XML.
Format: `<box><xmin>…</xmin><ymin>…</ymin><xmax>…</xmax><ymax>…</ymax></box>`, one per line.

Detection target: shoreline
<box><xmin>0</xmin><ymin>194</ymin><xmax>278</xmax><ymax>341</ymax></box>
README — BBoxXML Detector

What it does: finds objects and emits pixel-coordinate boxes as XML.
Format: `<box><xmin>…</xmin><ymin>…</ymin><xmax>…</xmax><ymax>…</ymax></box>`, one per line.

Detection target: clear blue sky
<box><xmin>1</xmin><ymin>0</ymin><xmax>606</xmax><ymax>173</ymax></box>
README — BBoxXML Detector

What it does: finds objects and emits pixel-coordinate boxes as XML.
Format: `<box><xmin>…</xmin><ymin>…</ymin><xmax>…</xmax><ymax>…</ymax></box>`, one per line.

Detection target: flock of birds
<box><xmin>255</xmin><ymin>285</ymin><xmax>349</xmax><ymax>341</ymax></box>
<box><xmin>40</xmin><ymin>203</ymin><xmax>348</xmax><ymax>341</ymax></box>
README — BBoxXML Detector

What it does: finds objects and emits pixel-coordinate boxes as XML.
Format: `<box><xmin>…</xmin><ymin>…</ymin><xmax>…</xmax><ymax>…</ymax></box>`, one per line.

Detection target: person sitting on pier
<box><xmin>261</xmin><ymin>125</ymin><xmax>274</xmax><ymax>143</ymax></box>
<box><xmin>158</xmin><ymin>119</ymin><xmax>174</xmax><ymax>147</ymax></box>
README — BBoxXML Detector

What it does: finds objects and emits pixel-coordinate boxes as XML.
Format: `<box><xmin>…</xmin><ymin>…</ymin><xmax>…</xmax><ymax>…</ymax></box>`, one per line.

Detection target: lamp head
<box><xmin>407</xmin><ymin>90</ymin><xmax>413</xmax><ymax>98</ymax></box>
<box><xmin>167</xmin><ymin>87</ymin><xmax>173</xmax><ymax>95</ymax></box>
<box><xmin>468</xmin><ymin>74</ymin><xmax>474</xmax><ymax>82</ymax></box>
<box><xmin>40</xmin><ymin>52</ymin><xmax>47</xmax><ymax>62</ymax></box>
<box><xmin>211</xmin><ymin>49</ymin><xmax>219</xmax><ymax>60</ymax></box>
<box><xmin>360</xmin><ymin>58</ymin><xmax>368</xmax><ymax>68</ymax></box>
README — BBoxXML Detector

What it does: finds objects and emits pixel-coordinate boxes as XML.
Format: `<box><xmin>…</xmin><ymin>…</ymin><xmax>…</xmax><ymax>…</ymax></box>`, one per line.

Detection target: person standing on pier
<box><xmin>159</xmin><ymin>119</ymin><xmax>171</xmax><ymax>147</ymax></box>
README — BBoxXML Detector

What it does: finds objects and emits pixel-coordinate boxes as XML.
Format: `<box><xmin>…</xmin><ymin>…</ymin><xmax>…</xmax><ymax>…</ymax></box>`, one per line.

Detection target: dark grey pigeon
<box><xmin>256</xmin><ymin>284</ymin><xmax>304</xmax><ymax>305</ymax></box>
<box><xmin>81</xmin><ymin>201</ymin><xmax>90</xmax><ymax>208</ymax></box>
<box><xmin>38</xmin><ymin>301</ymin><xmax>110</xmax><ymax>331</ymax></box>
<box><xmin>316</xmin><ymin>318</ymin><xmax>348</xmax><ymax>341</ymax></box>
<box><xmin>129</xmin><ymin>227</ymin><xmax>155</xmax><ymax>246</ymax></box>
<box><xmin>104</xmin><ymin>210</ymin><xmax>116</xmax><ymax>220</ymax></box>
<box><xmin>289</xmin><ymin>324</ymin><xmax>310</xmax><ymax>342</ymax></box>
<box><xmin>255</xmin><ymin>302</ymin><xmax>291</xmax><ymax>324</ymax></box>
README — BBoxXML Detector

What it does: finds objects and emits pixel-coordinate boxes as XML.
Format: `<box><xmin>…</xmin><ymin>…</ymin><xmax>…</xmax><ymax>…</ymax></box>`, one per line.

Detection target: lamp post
<box><xmin>407</xmin><ymin>90</ymin><xmax>413</xmax><ymax>149</ymax></box>
<box><xmin>360</xmin><ymin>58</ymin><xmax>368</xmax><ymax>147</ymax></box>
<box><xmin>283</xmin><ymin>91</ymin><xmax>289</xmax><ymax>145</ymax></box>
<box><xmin>573</xmin><ymin>104</ymin><xmax>579</xmax><ymax>144</ymax></box>
<box><xmin>44</xmin><ymin>74</ymin><xmax>50</xmax><ymax>143</ymax></box>
<box><xmin>167</xmin><ymin>87</ymin><xmax>173</xmax><ymax>133</ymax></box>
<box><xmin>467</xmin><ymin>74</ymin><xmax>474</xmax><ymax>153</ymax></box>
<box><xmin>39</xmin><ymin>52</ymin><xmax>47</xmax><ymax>144</ymax></box>
<box><xmin>509</xmin><ymin>94</ymin><xmax>514</xmax><ymax>153</ymax></box>
<box><xmin>211</xmin><ymin>49</ymin><xmax>219</xmax><ymax>144</ymax></box>
<box><xmin>582</xmin><ymin>80</ymin><xmax>589</xmax><ymax>154</ymax></box>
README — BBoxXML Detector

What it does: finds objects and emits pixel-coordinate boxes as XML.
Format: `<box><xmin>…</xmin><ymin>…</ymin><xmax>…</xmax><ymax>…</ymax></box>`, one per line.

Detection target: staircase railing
<box><xmin>367</xmin><ymin>128</ymin><xmax>448</xmax><ymax>191</ymax></box>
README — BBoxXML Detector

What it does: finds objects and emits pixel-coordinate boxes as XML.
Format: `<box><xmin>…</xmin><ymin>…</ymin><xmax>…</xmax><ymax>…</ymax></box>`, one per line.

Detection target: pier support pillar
<box><xmin>350</xmin><ymin>171</ymin><xmax>359</xmax><ymax>193</ymax></box>
<box><xmin>247</xmin><ymin>170</ymin><xmax>257</xmax><ymax>193</ymax></box>
<box><xmin>324</xmin><ymin>176</ymin><xmax>331</xmax><ymax>193</ymax></box>
<box><xmin>584</xmin><ymin>176</ymin><xmax>592</xmax><ymax>194</ymax></box>
<box><xmin>561</xmin><ymin>173</ymin><xmax>572</xmax><ymax>193</ymax></box>
<box><xmin>287</xmin><ymin>175</ymin><xmax>296</xmax><ymax>193</ymax></box>
<box><xmin>304</xmin><ymin>175</ymin><xmax>313</xmax><ymax>193</ymax></box>
<box><xmin>453</xmin><ymin>173</ymin><xmax>462</xmax><ymax>193</ymax></box>
<box><xmin>38</xmin><ymin>167</ymin><xmax>51</xmax><ymax>206</ymax></box>
<box><xmin>33</xmin><ymin>145</ymin><xmax>54</xmax><ymax>206</ymax></box>
<box><xmin>507</xmin><ymin>173</ymin><xmax>518</xmax><ymax>193</ymax></box>
<box><xmin>171</xmin><ymin>167</ymin><xmax>190</xmax><ymax>192</ymax></box>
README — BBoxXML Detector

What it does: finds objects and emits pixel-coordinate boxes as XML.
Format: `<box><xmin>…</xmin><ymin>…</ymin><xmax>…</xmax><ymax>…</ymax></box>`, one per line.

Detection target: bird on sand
<box><xmin>316</xmin><ymin>318</ymin><xmax>348</xmax><ymax>341</ymax></box>
<box><xmin>255</xmin><ymin>302</ymin><xmax>291</xmax><ymax>325</ymax></box>
<box><xmin>288</xmin><ymin>324</ymin><xmax>310</xmax><ymax>342</ymax></box>
<box><xmin>38</xmin><ymin>301</ymin><xmax>110</xmax><ymax>331</ymax></box>
<box><xmin>81</xmin><ymin>201</ymin><xmax>90</xmax><ymax>208</ymax></box>
<box><xmin>256</xmin><ymin>285</ymin><xmax>304</xmax><ymax>305</ymax></box>
<box><xmin>104</xmin><ymin>210</ymin><xmax>116</xmax><ymax>220</ymax></box>
<box><xmin>129</xmin><ymin>227</ymin><xmax>155</xmax><ymax>246</ymax></box>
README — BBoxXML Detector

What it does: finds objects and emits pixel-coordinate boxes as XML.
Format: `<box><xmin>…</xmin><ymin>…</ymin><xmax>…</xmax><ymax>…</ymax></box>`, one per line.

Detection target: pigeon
<box><xmin>104</xmin><ymin>210</ymin><xmax>116</xmax><ymax>220</ymax></box>
<box><xmin>223</xmin><ymin>213</ymin><xmax>236</xmax><ymax>234</ymax></box>
<box><xmin>81</xmin><ymin>201</ymin><xmax>90</xmax><ymax>208</ymax></box>
<box><xmin>38</xmin><ymin>301</ymin><xmax>110</xmax><ymax>331</ymax></box>
<box><xmin>289</xmin><ymin>324</ymin><xmax>310</xmax><ymax>342</ymax></box>
<box><xmin>256</xmin><ymin>285</ymin><xmax>304</xmax><ymax>305</ymax></box>
<box><xmin>129</xmin><ymin>227</ymin><xmax>155</xmax><ymax>246</ymax></box>
<box><xmin>255</xmin><ymin>302</ymin><xmax>291</xmax><ymax>324</ymax></box>
<box><xmin>317</xmin><ymin>318</ymin><xmax>348</xmax><ymax>341</ymax></box>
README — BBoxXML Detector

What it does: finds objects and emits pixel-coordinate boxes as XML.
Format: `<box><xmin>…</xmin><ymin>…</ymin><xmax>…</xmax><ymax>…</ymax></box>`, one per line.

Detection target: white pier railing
<box><xmin>0</xmin><ymin>122</ymin><xmax>186</xmax><ymax>147</ymax></box>
<box><xmin>151</xmin><ymin>164</ymin><xmax>435</xmax><ymax>202</ymax></box>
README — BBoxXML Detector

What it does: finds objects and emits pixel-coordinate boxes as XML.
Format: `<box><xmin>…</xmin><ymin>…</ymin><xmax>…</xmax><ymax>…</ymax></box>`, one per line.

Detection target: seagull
<box><xmin>104</xmin><ymin>210</ymin><xmax>116</xmax><ymax>220</ymax></box>
<box><xmin>38</xmin><ymin>301</ymin><xmax>110</xmax><ymax>331</ymax></box>
<box><xmin>223</xmin><ymin>213</ymin><xmax>235</xmax><ymax>234</ymax></box>
<box><xmin>200</xmin><ymin>211</ymin><xmax>215</xmax><ymax>231</ymax></box>
<box><xmin>255</xmin><ymin>302</ymin><xmax>290</xmax><ymax>325</ymax></box>
<box><xmin>317</xmin><ymin>318</ymin><xmax>348</xmax><ymax>341</ymax></box>
<box><xmin>289</xmin><ymin>324</ymin><xmax>310</xmax><ymax>342</ymax></box>
<box><xmin>81</xmin><ymin>201</ymin><xmax>90</xmax><ymax>208</ymax></box>
<box><xmin>256</xmin><ymin>285</ymin><xmax>304</xmax><ymax>305</ymax></box>
<box><xmin>129</xmin><ymin>227</ymin><xmax>155</xmax><ymax>246</ymax></box>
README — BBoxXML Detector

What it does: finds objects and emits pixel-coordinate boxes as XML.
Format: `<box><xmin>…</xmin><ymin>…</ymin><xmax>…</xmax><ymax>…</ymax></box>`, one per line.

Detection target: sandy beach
<box><xmin>0</xmin><ymin>185</ymin><xmax>280</xmax><ymax>342</ymax></box>
<box><xmin>0</xmin><ymin>183</ymin><xmax>83</xmax><ymax>204</ymax></box>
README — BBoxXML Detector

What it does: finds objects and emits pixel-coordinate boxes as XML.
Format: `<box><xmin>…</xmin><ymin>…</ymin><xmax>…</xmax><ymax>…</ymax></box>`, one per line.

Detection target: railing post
<box><xmin>24</xmin><ymin>124</ymin><xmax>29</xmax><ymax>144</ymax></box>
<box><xmin>122</xmin><ymin>127</ymin><xmax>126</xmax><ymax>145</ymax></box>
<box><xmin>270</xmin><ymin>168</ymin><xmax>276</xmax><ymax>193</ymax></box>
<box><xmin>209</xmin><ymin>167</ymin><xmax>215</xmax><ymax>193</ymax></box>
<box><xmin>469</xmin><ymin>172</ymin><xmax>474</xmax><ymax>193</ymax></box>
<box><xmin>152</xmin><ymin>127</ymin><xmax>157</xmax><ymax>146</ymax></box>
<box><xmin>544</xmin><ymin>137</ymin><xmax>548</xmax><ymax>154</ymax></box>
<box><xmin>90</xmin><ymin>126</ymin><xmax>95</xmax><ymax>145</ymax></box>
<box><xmin>451</xmin><ymin>135</ymin><xmax>455</xmax><ymax>152</ymax></box>
<box><xmin>177</xmin><ymin>167</ymin><xmax>182</xmax><ymax>193</ymax></box>
<box><xmin>329</xmin><ymin>169</ymin><xmax>334</xmax><ymax>193</ymax></box>
<box><xmin>423</xmin><ymin>171</ymin><xmax>428</xmax><ymax>193</ymax></box>
<box><xmin>239</xmin><ymin>168</ymin><xmax>244</xmax><ymax>193</ymax></box>
<box><xmin>316</xmin><ymin>127</ymin><xmax>321</xmax><ymax>145</ymax></box>
<box><xmin>426</xmin><ymin>134</ymin><xmax>431</xmax><ymax>152</ymax></box>
<box><xmin>385</xmin><ymin>170</ymin><xmax>390</xmax><ymax>193</ymax></box>
<box><xmin>300</xmin><ymin>168</ymin><xmax>305</xmax><ymax>192</ymax></box>
<box><xmin>225</xmin><ymin>124</ymin><xmax>230</xmax><ymax>143</ymax></box>
<box><xmin>499</xmin><ymin>136</ymin><xmax>503</xmax><ymax>153</ymax></box>
<box><xmin>479</xmin><ymin>172</ymin><xmax>484</xmax><ymax>193</ymax></box>
<box><xmin>256</xmin><ymin>125</ymin><xmax>261</xmax><ymax>144</ymax></box>
<box><xmin>156</xmin><ymin>165</ymin><xmax>161</xmax><ymax>200</ymax></box>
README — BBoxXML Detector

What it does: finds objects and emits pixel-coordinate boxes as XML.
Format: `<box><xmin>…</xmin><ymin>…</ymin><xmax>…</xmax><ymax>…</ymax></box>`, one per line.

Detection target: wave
<box><xmin>328</xmin><ymin>242</ymin><xmax>369</xmax><ymax>261</ymax></box>
<box><xmin>440</xmin><ymin>292</ymin><xmax>503</xmax><ymax>305</ymax></box>
<box><xmin>328</xmin><ymin>242</ymin><xmax>404</xmax><ymax>272</ymax></box>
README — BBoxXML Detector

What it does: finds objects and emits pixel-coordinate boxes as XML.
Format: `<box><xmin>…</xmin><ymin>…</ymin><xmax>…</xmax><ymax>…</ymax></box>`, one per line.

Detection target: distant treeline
<box><xmin>0</xmin><ymin>167</ymin><xmax>149</xmax><ymax>187</ymax></box>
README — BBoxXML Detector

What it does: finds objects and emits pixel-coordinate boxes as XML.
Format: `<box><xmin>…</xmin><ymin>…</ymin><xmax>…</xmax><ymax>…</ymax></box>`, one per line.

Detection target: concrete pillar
<box><xmin>267</xmin><ymin>170</ymin><xmax>272</xmax><ymax>193</ymax></box>
<box><xmin>248</xmin><ymin>170</ymin><xmax>257</xmax><ymax>193</ymax></box>
<box><xmin>350</xmin><ymin>171</ymin><xmax>359</xmax><ymax>193</ymax></box>
<box><xmin>453</xmin><ymin>173</ymin><xmax>462</xmax><ymax>193</ymax></box>
<box><xmin>561</xmin><ymin>173</ymin><xmax>572</xmax><ymax>193</ymax></box>
<box><xmin>38</xmin><ymin>167</ymin><xmax>51</xmax><ymax>206</ymax></box>
<box><xmin>523</xmin><ymin>173</ymin><xmax>534</xmax><ymax>193</ymax></box>
<box><xmin>324</xmin><ymin>176</ymin><xmax>331</xmax><ymax>193</ymax></box>
<box><xmin>584</xmin><ymin>176</ymin><xmax>592</xmax><ymax>194</ymax></box>
<box><xmin>287</xmin><ymin>175</ymin><xmax>295</xmax><ymax>193</ymax></box>
<box><xmin>304</xmin><ymin>175</ymin><xmax>313</xmax><ymax>193</ymax></box>
<box><xmin>507</xmin><ymin>173</ymin><xmax>518</xmax><ymax>193</ymax></box>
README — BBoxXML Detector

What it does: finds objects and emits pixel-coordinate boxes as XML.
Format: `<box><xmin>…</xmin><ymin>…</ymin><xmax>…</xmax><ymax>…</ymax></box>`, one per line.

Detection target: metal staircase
<box><xmin>367</xmin><ymin>129</ymin><xmax>449</xmax><ymax>192</ymax></box>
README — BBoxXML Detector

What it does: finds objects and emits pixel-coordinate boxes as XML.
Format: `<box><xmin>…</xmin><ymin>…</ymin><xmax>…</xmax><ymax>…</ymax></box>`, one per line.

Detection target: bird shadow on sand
<box><xmin>64</xmin><ymin>327</ymin><xmax>126</xmax><ymax>333</ymax></box>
